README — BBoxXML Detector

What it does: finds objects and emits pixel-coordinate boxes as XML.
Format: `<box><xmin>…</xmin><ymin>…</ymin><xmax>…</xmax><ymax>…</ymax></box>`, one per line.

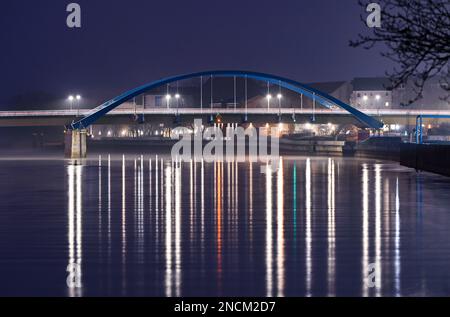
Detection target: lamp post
<box><xmin>277</xmin><ymin>93</ymin><xmax>282</xmax><ymax>117</ymax></box>
<box><xmin>76</xmin><ymin>95</ymin><xmax>81</xmax><ymax>117</ymax></box>
<box><xmin>68</xmin><ymin>95</ymin><xmax>74</xmax><ymax>111</ymax></box>
<box><xmin>166</xmin><ymin>94</ymin><xmax>171</xmax><ymax>109</ymax></box>
<box><xmin>175</xmin><ymin>93</ymin><xmax>180</xmax><ymax>116</ymax></box>
<box><xmin>266</xmin><ymin>94</ymin><xmax>272</xmax><ymax>111</ymax></box>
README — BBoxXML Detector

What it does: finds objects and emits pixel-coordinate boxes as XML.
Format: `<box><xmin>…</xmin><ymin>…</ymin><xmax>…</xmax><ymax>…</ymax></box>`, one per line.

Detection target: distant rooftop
<box><xmin>351</xmin><ymin>77</ymin><xmax>392</xmax><ymax>91</ymax></box>
<box><xmin>307</xmin><ymin>81</ymin><xmax>348</xmax><ymax>94</ymax></box>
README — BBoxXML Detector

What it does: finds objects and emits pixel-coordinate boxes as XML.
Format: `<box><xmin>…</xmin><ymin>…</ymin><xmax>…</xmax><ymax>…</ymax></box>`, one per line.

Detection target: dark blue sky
<box><xmin>0</xmin><ymin>0</ymin><xmax>392</xmax><ymax>105</ymax></box>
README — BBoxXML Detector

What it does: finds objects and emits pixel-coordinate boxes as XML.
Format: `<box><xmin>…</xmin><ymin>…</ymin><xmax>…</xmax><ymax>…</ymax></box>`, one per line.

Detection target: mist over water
<box><xmin>1</xmin><ymin>155</ymin><xmax>450</xmax><ymax>296</ymax></box>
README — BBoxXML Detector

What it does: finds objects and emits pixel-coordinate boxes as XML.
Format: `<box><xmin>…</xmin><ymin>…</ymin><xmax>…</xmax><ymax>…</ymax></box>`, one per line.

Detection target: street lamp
<box><xmin>76</xmin><ymin>95</ymin><xmax>81</xmax><ymax>117</ymax></box>
<box><xmin>266</xmin><ymin>94</ymin><xmax>272</xmax><ymax>111</ymax></box>
<box><xmin>277</xmin><ymin>93</ymin><xmax>282</xmax><ymax>118</ymax></box>
<box><xmin>68</xmin><ymin>95</ymin><xmax>74</xmax><ymax>111</ymax></box>
<box><xmin>166</xmin><ymin>94</ymin><xmax>171</xmax><ymax>109</ymax></box>
<box><xmin>175</xmin><ymin>94</ymin><xmax>180</xmax><ymax>116</ymax></box>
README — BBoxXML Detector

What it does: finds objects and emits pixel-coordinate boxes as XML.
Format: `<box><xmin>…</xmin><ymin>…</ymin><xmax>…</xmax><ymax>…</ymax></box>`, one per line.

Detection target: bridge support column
<box><xmin>65</xmin><ymin>129</ymin><xmax>87</xmax><ymax>158</ymax></box>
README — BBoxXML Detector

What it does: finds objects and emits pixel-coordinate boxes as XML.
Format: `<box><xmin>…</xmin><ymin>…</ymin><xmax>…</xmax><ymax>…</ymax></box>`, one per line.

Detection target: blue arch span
<box><xmin>70</xmin><ymin>70</ymin><xmax>384</xmax><ymax>129</ymax></box>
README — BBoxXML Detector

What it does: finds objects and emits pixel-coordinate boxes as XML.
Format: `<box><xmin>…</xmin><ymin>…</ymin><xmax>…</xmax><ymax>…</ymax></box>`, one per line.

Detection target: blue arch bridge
<box><xmin>65</xmin><ymin>70</ymin><xmax>384</xmax><ymax>158</ymax></box>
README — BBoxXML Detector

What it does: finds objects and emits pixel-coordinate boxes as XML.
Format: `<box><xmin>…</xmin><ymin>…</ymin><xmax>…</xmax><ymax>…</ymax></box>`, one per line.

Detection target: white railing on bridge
<box><xmin>1</xmin><ymin>108</ymin><xmax>450</xmax><ymax>117</ymax></box>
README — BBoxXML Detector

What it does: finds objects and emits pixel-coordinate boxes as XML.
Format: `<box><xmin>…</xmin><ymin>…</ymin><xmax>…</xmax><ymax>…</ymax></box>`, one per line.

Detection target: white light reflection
<box><xmin>216</xmin><ymin>161</ymin><xmax>223</xmax><ymax>291</ymax></box>
<box><xmin>122</xmin><ymin>155</ymin><xmax>127</xmax><ymax>293</ymax></box>
<box><xmin>394</xmin><ymin>178</ymin><xmax>401</xmax><ymax>296</ymax></box>
<box><xmin>190</xmin><ymin>159</ymin><xmax>194</xmax><ymax>242</ymax></box>
<box><xmin>174</xmin><ymin>159</ymin><xmax>182</xmax><ymax>297</ymax></box>
<box><xmin>108</xmin><ymin>155</ymin><xmax>111</xmax><ymax>257</ymax></box>
<box><xmin>362</xmin><ymin>164</ymin><xmax>369</xmax><ymax>297</ymax></box>
<box><xmin>249</xmin><ymin>161</ymin><xmax>253</xmax><ymax>256</ymax></box>
<box><xmin>375</xmin><ymin>164</ymin><xmax>382</xmax><ymax>295</ymax></box>
<box><xmin>165</xmin><ymin>162</ymin><xmax>173</xmax><ymax>297</ymax></box>
<box><xmin>276</xmin><ymin>157</ymin><xmax>285</xmax><ymax>296</ymax></box>
<box><xmin>67</xmin><ymin>163</ymin><xmax>83</xmax><ymax>296</ymax></box>
<box><xmin>155</xmin><ymin>155</ymin><xmax>159</xmax><ymax>245</ymax></box>
<box><xmin>138</xmin><ymin>155</ymin><xmax>144</xmax><ymax>257</ymax></box>
<box><xmin>201</xmin><ymin>159</ymin><xmax>205</xmax><ymax>263</ymax></box>
<box><xmin>265</xmin><ymin>162</ymin><xmax>273</xmax><ymax>297</ymax></box>
<box><xmin>305</xmin><ymin>158</ymin><xmax>312</xmax><ymax>296</ymax></box>
<box><xmin>327</xmin><ymin>158</ymin><xmax>336</xmax><ymax>296</ymax></box>
<box><xmin>98</xmin><ymin>156</ymin><xmax>102</xmax><ymax>255</ymax></box>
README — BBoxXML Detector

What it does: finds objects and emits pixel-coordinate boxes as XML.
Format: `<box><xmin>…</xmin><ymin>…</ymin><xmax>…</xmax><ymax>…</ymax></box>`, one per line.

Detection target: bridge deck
<box><xmin>1</xmin><ymin>108</ymin><xmax>450</xmax><ymax>118</ymax></box>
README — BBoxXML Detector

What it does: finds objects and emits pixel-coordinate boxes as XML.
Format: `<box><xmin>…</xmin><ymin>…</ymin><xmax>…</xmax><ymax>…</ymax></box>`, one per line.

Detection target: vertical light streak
<box><xmin>138</xmin><ymin>156</ymin><xmax>144</xmax><ymax>256</ymax></box>
<box><xmin>164</xmin><ymin>163</ymin><xmax>172</xmax><ymax>297</ymax></box>
<box><xmin>265</xmin><ymin>162</ymin><xmax>273</xmax><ymax>297</ymax></box>
<box><xmin>305</xmin><ymin>158</ymin><xmax>312</xmax><ymax>296</ymax></box>
<box><xmin>68</xmin><ymin>164</ymin><xmax>75</xmax><ymax>287</ymax></box>
<box><xmin>375</xmin><ymin>164</ymin><xmax>382</xmax><ymax>296</ymax></box>
<box><xmin>249</xmin><ymin>161</ymin><xmax>253</xmax><ymax>253</ymax></box>
<box><xmin>98</xmin><ymin>156</ymin><xmax>102</xmax><ymax>245</ymax></box>
<box><xmin>175</xmin><ymin>160</ymin><xmax>182</xmax><ymax>297</ymax></box>
<box><xmin>155</xmin><ymin>155</ymin><xmax>159</xmax><ymax>240</ymax></box>
<box><xmin>76</xmin><ymin>165</ymin><xmax>82</xmax><ymax>286</ymax></box>
<box><xmin>395</xmin><ymin>178</ymin><xmax>401</xmax><ymax>296</ymax></box>
<box><xmin>327</xmin><ymin>158</ymin><xmax>336</xmax><ymax>296</ymax></box>
<box><xmin>121</xmin><ymin>155</ymin><xmax>127</xmax><ymax>293</ymax></box>
<box><xmin>68</xmin><ymin>164</ymin><xmax>83</xmax><ymax>296</ymax></box>
<box><xmin>190</xmin><ymin>159</ymin><xmax>194</xmax><ymax>242</ymax></box>
<box><xmin>201</xmin><ymin>159</ymin><xmax>205</xmax><ymax>262</ymax></box>
<box><xmin>276</xmin><ymin>157</ymin><xmax>285</xmax><ymax>296</ymax></box>
<box><xmin>293</xmin><ymin>164</ymin><xmax>297</xmax><ymax>245</ymax></box>
<box><xmin>107</xmin><ymin>155</ymin><xmax>111</xmax><ymax>256</ymax></box>
<box><xmin>362</xmin><ymin>163</ymin><xmax>369</xmax><ymax>297</ymax></box>
<box><xmin>216</xmin><ymin>161</ymin><xmax>223</xmax><ymax>292</ymax></box>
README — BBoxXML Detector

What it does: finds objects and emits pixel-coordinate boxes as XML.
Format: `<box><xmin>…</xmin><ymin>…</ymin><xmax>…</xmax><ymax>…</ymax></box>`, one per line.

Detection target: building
<box><xmin>350</xmin><ymin>77</ymin><xmax>393</xmax><ymax>110</ymax></box>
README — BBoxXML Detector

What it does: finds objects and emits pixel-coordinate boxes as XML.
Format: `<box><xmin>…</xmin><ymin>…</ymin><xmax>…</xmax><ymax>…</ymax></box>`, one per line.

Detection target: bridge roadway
<box><xmin>1</xmin><ymin>108</ymin><xmax>449</xmax><ymax>127</ymax></box>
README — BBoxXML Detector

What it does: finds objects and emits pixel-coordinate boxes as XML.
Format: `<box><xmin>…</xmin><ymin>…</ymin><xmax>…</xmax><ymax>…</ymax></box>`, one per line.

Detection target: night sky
<box><xmin>0</xmin><ymin>0</ymin><xmax>392</xmax><ymax>107</ymax></box>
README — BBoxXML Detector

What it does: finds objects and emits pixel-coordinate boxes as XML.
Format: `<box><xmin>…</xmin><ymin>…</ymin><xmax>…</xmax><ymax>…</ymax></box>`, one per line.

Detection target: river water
<box><xmin>1</xmin><ymin>155</ymin><xmax>450</xmax><ymax>296</ymax></box>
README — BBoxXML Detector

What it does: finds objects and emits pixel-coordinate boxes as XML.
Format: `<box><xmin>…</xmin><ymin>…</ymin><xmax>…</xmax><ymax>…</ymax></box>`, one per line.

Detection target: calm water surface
<box><xmin>1</xmin><ymin>155</ymin><xmax>450</xmax><ymax>296</ymax></box>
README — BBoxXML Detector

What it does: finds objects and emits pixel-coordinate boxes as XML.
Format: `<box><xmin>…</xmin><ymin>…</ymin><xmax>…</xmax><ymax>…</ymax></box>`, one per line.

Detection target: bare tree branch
<box><xmin>350</xmin><ymin>0</ymin><xmax>450</xmax><ymax>104</ymax></box>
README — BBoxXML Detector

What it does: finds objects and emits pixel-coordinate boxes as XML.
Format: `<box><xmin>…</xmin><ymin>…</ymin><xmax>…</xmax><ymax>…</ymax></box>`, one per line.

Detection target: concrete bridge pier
<box><xmin>65</xmin><ymin>129</ymin><xmax>87</xmax><ymax>159</ymax></box>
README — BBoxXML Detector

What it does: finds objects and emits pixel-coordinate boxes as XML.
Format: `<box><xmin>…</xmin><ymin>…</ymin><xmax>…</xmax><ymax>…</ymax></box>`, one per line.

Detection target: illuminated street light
<box><xmin>363</xmin><ymin>95</ymin><xmax>368</xmax><ymax>101</ymax></box>
<box><xmin>175</xmin><ymin>93</ymin><xmax>181</xmax><ymax>116</ymax></box>
<box><xmin>385</xmin><ymin>102</ymin><xmax>390</xmax><ymax>107</ymax></box>
<box><xmin>277</xmin><ymin>93</ymin><xmax>282</xmax><ymax>99</ymax></box>
<box><xmin>68</xmin><ymin>95</ymin><xmax>74</xmax><ymax>111</ymax></box>
<box><xmin>266</xmin><ymin>94</ymin><xmax>272</xmax><ymax>111</ymax></box>
<box><xmin>166</xmin><ymin>94</ymin><xmax>171</xmax><ymax>109</ymax></box>
<box><xmin>375</xmin><ymin>94</ymin><xmax>381</xmax><ymax>100</ymax></box>
<box><xmin>76</xmin><ymin>95</ymin><xmax>81</xmax><ymax>117</ymax></box>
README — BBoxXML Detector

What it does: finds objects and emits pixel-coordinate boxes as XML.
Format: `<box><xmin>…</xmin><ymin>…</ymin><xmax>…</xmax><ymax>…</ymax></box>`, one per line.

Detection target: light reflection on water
<box><xmin>1</xmin><ymin>156</ymin><xmax>450</xmax><ymax>296</ymax></box>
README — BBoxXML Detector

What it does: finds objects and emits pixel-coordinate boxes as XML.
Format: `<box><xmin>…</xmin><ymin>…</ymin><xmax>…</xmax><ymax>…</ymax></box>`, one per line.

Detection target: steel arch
<box><xmin>70</xmin><ymin>70</ymin><xmax>384</xmax><ymax>129</ymax></box>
